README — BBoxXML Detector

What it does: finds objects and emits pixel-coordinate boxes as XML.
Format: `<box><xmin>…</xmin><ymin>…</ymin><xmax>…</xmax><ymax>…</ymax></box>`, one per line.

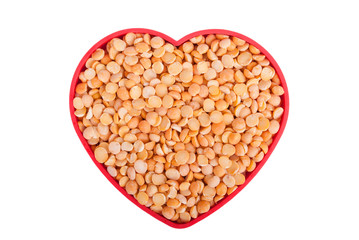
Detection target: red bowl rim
<box><xmin>69</xmin><ymin>28</ymin><xmax>289</xmax><ymax>229</ymax></box>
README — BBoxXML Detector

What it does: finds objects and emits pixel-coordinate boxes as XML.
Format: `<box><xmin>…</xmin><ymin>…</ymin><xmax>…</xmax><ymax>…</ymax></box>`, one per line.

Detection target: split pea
<box><xmin>74</xmin><ymin>33</ymin><xmax>284</xmax><ymax>223</ymax></box>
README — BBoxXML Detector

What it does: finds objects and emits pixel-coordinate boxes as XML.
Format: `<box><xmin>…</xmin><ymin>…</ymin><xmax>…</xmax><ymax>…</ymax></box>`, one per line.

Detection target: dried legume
<box><xmin>73</xmin><ymin>32</ymin><xmax>285</xmax><ymax>223</ymax></box>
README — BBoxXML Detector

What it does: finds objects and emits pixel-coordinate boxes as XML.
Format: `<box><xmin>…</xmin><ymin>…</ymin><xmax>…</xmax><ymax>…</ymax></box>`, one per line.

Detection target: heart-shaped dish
<box><xmin>70</xmin><ymin>28</ymin><xmax>289</xmax><ymax>228</ymax></box>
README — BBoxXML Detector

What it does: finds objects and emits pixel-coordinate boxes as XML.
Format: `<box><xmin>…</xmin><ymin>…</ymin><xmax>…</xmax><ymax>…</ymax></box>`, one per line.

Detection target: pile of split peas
<box><xmin>73</xmin><ymin>32</ymin><xmax>284</xmax><ymax>223</ymax></box>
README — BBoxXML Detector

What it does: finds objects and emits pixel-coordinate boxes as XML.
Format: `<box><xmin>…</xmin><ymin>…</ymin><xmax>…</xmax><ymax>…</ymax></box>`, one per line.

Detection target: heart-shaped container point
<box><xmin>70</xmin><ymin>28</ymin><xmax>289</xmax><ymax>228</ymax></box>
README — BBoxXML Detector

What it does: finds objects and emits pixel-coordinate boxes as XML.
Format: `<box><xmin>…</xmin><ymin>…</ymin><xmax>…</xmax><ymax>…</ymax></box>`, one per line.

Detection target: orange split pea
<box><xmin>73</xmin><ymin>32</ymin><xmax>285</xmax><ymax>224</ymax></box>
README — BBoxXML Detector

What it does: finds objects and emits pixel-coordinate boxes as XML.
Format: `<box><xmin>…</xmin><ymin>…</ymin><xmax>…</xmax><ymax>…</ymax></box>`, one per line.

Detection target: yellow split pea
<box><xmin>74</xmin><ymin>32</ymin><xmax>284</xmax><ymax>223</ymax></box>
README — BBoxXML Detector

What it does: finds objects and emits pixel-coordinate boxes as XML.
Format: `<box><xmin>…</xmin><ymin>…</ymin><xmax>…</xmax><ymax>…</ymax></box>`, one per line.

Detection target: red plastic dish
<box><xmin>69</xmin><ymin>28</ymin><xmax>289</xmax><ymax>229</ymax></box>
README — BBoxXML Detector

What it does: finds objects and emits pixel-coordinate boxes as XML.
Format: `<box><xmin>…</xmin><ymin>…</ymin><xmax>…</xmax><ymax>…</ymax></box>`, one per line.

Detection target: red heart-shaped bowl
<box><xmin>70</xmin><ymin>28</ymin><xmax>289</xmax><ymax>228</ymax></box>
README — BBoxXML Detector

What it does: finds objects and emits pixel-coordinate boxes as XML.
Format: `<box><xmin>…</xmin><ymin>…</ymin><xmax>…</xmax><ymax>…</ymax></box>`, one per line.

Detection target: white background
<box><xmin>1</xmin><ymin>0</ymin><xmax>358</xmax><ymax>239</ymax></box>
